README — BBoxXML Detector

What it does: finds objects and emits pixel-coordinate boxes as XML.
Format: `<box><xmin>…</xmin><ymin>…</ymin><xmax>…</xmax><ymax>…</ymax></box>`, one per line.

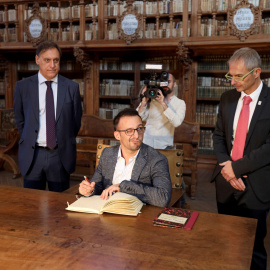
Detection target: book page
<box><xmin>101</xmin><ymin>192</ymin><xmax>143</xmax><ymax>216</ymax></box>
<box><xmin>66</xmin><ymin>196</ymin><xmax>107</xmax><ymax>214</ymax></box>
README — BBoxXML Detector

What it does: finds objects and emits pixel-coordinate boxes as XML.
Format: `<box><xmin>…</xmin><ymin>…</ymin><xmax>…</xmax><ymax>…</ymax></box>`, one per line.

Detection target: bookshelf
<box><xmin>2</xmin><ymin>0</ymin><xmax>270</xmax><ymax>163</ymax></box>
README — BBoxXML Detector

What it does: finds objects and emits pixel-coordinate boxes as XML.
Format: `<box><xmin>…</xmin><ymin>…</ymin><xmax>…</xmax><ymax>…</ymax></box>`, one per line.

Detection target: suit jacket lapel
<box><xmin>131</xmin><ymin>144</ymin><xmax>147</xmax><ymax>181</ymax></box>
<box><xmin>107</xmin><ymin>146</ymin><xmax>119</xmax><ymax>181</ymax></box>
<box><xmin>31</xmin><ymin>74</ymin><xmax>39</xmax><ymax>123</ymax></box>
<box><xmin>245</xmin><ymin>84</ymin><xmax>268</xmax><ymax>146</ymax></box>
<box><xmin>56</xmin><ymin>74</ymin><xmax>66</xmax><ymax>123</ymax></box>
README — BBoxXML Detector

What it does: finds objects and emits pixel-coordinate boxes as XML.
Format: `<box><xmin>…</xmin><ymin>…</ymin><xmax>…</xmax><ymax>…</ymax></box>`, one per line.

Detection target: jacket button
<box><xmin>32</xmin><ymin>146</ymin><xmax>35</xmax><ymax>149</ymax></box>
<box><xmin>35</xmin><ymin>130</ymin><xmax>38</xmax><ymax>133</ymax></box>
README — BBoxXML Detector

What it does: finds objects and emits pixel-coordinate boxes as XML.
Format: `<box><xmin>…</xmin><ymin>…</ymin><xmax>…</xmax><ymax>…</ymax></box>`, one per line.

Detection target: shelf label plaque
<box><xmin>121</xmin><ymin>14</ymin><xmax>138</xmax><ymax>35</ymax></box>
<box><xmin>29</xmin><ymin>19</ymin><xmax>43</xmax><ymax>38</ymax></box>
<box><xmin>228</xmin><ymin>0</ymin><xmax>260</xmax><ymax>41</ymax></box>
<box><xmin>24</xmin><ymin>2</ymin><xmax>46</xmax><ymax>46</ymax></box>
<box><xmin>233</xmin><ymin>8</ymin><xmax>254</xmax><ymax>31</ymax></box>
<box><xmin>117</xmin><ymin>0</ymin><xmax>142</xmax><ymax>45</ymax></box>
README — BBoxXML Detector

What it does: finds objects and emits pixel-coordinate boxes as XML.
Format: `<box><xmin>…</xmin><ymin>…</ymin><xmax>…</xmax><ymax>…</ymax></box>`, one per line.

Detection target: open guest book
<box><xmin>66</xmin><ymin>192</ymin><xmax>143</xmax><ymax>216</ymax></box>
<box><xmin>153</xmin><ymin>207</ymin><xmax>199</xmax><ymax>230</ymax></box>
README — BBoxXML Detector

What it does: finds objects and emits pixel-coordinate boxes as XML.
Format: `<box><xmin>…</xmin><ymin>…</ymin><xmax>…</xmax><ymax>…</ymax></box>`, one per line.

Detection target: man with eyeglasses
<box><xmin>79</xmin><ymin>108</ymin><xmax>172</xmax><ymax>207</ymax></box>
<box><xmin>212</xmin><ymin>47</ymin><xmax>270</xmax><ymax>270</ymax></box>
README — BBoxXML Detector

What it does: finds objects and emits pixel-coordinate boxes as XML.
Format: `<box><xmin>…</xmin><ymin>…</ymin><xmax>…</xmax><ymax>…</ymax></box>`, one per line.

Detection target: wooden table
<box><xmin>0</xmin><ymin>186</ymin><xmax>256</xmax><ymax>270</ymax></box>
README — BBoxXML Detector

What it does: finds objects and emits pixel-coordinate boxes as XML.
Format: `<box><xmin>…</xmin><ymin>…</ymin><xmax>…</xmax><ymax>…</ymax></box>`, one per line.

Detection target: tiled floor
<box><xmin>0</xmin><ymin>165</ymin><xmax>269</xmax><ymax>269</ymax></box>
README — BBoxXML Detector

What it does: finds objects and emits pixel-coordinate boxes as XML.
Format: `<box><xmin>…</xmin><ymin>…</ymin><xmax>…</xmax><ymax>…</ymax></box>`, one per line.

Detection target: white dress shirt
<box><xmin>36</xmin><ymin>72</ymin><xmax>58</xmax><ymax>146</ymax></box>
<box><xmin>137</xmin><ymin>95</ymin><xmax>186</xmax><ymax>149</ymax></box>
<box><xmin>112</xmin><ymin>147</ymin><xmax>140</xmax><ymax>185</ymax></box>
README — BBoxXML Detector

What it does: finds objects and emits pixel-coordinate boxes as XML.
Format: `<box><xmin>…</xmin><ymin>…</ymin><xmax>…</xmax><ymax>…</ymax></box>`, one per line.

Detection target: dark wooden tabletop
<box><xmin>0</xmin><ymin>186</ymin><xmax>257</xmax><ymax>270</ymax></box>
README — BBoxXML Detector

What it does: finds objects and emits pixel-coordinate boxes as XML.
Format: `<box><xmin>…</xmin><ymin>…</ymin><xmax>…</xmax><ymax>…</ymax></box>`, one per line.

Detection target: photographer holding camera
<box><xmin>137</xmin><ymin>73</ymin><xmax>186</xmax><ymax>149</ymax></box>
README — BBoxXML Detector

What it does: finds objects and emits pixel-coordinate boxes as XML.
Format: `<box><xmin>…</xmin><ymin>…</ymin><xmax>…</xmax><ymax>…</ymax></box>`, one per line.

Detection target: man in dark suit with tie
<box><xmin>14</xmin><ymin>41</ymin><xmax>82</xmax><ymax>192</ymax></box>
<box><xmin>212</xmin><ymin>47</ymin><xmax>270</xmax><ymax>270</ymax></box>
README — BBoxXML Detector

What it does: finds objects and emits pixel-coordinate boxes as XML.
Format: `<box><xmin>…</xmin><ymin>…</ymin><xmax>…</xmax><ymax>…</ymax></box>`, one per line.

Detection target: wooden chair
<box><xmin>0</xmin><ymin>109</ymin><xmax>20</xmax><ymax>178</ymax></box>
<box><xmin>174</xmin><ymin>121</ymin><xmax>200</xmax><ymax>199</ymax></box>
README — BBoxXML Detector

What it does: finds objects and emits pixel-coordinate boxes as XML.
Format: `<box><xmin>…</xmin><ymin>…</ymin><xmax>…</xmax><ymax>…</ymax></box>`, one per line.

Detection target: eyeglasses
<box><xmin>225</xmin><ymin>68</ymin><xmax>257</xmax><ymax>82</ymax></box>
<box><xmin>117</xmin><ymin>127</ymin><xmax>146</xmax><ymax>136</ymax></box>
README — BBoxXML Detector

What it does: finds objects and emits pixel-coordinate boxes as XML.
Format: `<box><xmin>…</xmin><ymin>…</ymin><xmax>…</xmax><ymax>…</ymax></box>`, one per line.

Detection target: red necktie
<box><xmin>45</xmin><ymin>81</ymin><xmax>57</xmax><ymax>150</ymax></box>
<box><xmin>231</xmin><ymin>96</ymin><xmax>252</xmax><ymax>161</ymax></box>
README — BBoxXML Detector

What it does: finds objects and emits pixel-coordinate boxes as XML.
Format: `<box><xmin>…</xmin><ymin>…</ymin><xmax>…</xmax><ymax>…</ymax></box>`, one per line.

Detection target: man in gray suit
<box><xmin>79</xmin><ymin>108</ymin><xmax>172</xmax><ymax>207</ymax></box>
<box><xmin>14</xmin><ymin>41</ymin><xmax>82</xmax><ymax>192</ymax></box>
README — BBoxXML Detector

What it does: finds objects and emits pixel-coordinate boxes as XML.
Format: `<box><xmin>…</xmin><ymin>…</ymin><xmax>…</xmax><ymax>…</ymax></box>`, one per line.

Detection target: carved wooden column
<box><xmin>73</xmin><ymin>47</ymin><xmax>93</xmax><ymax>114</ymax></box>
<box><xmin>176</xmin><ymin>41</ymin><xmax>194</xmax><ymax>122</ymax></box>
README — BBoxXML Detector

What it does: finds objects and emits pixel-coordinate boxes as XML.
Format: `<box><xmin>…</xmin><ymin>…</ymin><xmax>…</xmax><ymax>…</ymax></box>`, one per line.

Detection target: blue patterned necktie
<box><xmin>45</xmin><ymin>81</ymin><xmax>57</xmax><ymax>150</ymax></box>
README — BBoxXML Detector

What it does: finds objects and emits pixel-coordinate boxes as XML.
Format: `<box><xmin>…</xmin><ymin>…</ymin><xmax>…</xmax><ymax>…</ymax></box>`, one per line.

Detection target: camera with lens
<box><xmin>142</xmin><ymin>64</ymin><xmax>169</xmax><ymax>99</ymax></box>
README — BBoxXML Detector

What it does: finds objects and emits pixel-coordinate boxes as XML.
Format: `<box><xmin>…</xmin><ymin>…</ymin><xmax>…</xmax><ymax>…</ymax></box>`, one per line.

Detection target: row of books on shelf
<box><xmin>198</xmin><ymin>147</ymin><xmax>215</xmax><ymax>155</ymax></box>
<box><xmin>197</xmin><ymin>86</ymin><xmax>233</xmax><ymax>98</ymax></box>
<box><xmin>0</xmin><ymin>9</ymin><xmax>16</xmax><ymax>22</ymax></box>
<box><xmin>0</xmin><ymin>80</ymin><xmax>4</xmax><ymax>95</ymax></box>
<box><xmin>199</xmin><ymin>129</ymin><xmax>213</xmax><ymax>149</ymax></box>
<box><xmin>99</xmin><ymin>104</ymin><xmax>130</xmax><ymax>119</ymax></box>
<box><xmin>141</xmin><ymin>56</ymin><xmax>179</xmax><ymax>70</ymax></box>
<box><xmin>197</xmin><ymin>57</ymin><xmax>229</xmax><ymax>70</ymax></box>
<box><xmin>200</xmin><ymin>0</ymin><xmax>265</xmax><ymax>12</ymax></box>
<box><xmin>99</xmin><ymin>56</ymin><xmax>179</xmax><ymax>71</ymax></box>
<box><xmin>201</xmin><ymin>18</ymin><xmax>227</xmax><ymax>37</ymax></box>
<box><xmin>107</xmin><ymin>0</ymin><xmax>191</xmax><ymax>16</ymax></box>
<box><xmin>24</xmin><ymin>4</ymin><xmax>98</xmax><ymax>21</ymax></box>
<box><xmin>196</xmin><ymin>103</ymin><xmax>218</xmax><ymax>125</ymax></box>
<box><xmin>107</xmin><ymin>21</ymin><xmax>190</xmax><ymax>40</ymax></box>
<box><xmin>196</xmin><ymin>112</ymin><xmax>217</xmax><ymax>126</ymax></box>
<box><xmin>198</xmin><ymin>56</ymin><xmax>270</xmax><ymax>71</ymax></box>
<box><xmin>17</xmin><ymin>60</ymin><xmax>79</xmax><ymax>71</ymax></box>
<box><xmin>0</xmin><ymin>27</ymin><xmax>16</xmax><ymax>42</ymax></box>
<box><xmin>72</xmin><ymin>79</ymin><xmax>84</xmax><ymax>96</ymax></box>
<box><xmin>197</xmin><ymin>76</ymin><xmax>231</xmax><ymax>87</ymax></box>
<box><xmin>0</xmin><ymin>98</ymin><xmax>5</xmax><ymax>108</ymax></box>
<box><xmin>99</xmin><ymin>80</ymin><xmax>134</xmax><ymax>96</ymax></box>
<box><xmin>100</xmin><ymin>59</ymin><xmax>134</xmax><ymax>71</ymax></box>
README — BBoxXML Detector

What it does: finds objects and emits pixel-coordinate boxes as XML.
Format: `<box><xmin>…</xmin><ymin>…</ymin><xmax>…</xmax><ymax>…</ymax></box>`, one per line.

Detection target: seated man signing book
<box><xmin>79</xmin><ymin>108</ymin><xmax>172</xmax><ymax>207</ymax></box>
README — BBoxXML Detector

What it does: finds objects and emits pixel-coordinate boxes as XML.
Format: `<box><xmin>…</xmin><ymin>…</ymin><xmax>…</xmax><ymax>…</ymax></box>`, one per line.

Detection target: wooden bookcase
<box><xmin>0</xmin><ymin>0</ymin><xmax>270</xmax><ymax>162</ymax></box>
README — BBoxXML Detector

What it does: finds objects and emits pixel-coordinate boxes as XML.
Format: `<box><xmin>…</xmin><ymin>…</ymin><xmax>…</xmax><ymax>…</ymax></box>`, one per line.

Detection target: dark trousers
<box><xmin>24</xmin><ymin>146</ymin><xmax>70</xmax><ymax>192</ymax></box>
<box><xmin>215</xmin><ymin>174</ymin><xmax>269</xmax><ymax>270</ymax></box>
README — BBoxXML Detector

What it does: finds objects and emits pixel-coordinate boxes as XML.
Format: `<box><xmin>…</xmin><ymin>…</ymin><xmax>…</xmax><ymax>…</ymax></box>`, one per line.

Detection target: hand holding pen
<box><xmin>78</xmin><ymin>175</ymin><xmax>95</xmax><ymax>196</ymax></box>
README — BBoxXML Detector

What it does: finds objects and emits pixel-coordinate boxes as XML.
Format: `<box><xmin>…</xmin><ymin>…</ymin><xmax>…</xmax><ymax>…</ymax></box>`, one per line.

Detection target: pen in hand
<box><xmin>84</xmin><ymin>175</ymin><xmax>90</xmax><ymax>183</ymax></box>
